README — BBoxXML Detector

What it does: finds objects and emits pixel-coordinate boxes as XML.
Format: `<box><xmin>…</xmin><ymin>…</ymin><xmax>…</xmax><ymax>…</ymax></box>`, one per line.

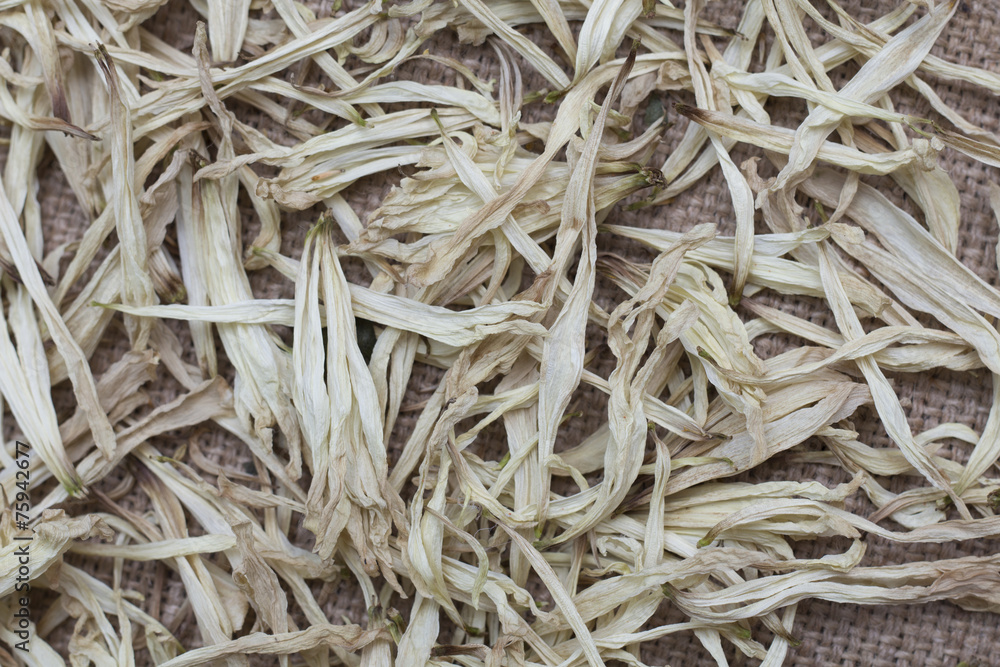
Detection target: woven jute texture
<box><xmin>28</xmin><ymin>0</ymin><xmax>1000</xmax><ymax>665</ymax></box>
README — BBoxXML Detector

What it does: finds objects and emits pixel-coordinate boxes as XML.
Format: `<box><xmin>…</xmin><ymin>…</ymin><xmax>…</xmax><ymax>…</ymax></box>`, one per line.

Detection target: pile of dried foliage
<box><xmin>2</xmin><ymin>0</ymin><xmax>1000</xmax><ymax>664</ymax></box>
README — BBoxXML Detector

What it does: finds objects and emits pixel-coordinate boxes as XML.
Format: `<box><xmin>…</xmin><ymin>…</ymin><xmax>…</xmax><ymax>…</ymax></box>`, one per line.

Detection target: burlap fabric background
<box><xmin>24</xmin><ymin>0</ymin><xmax>1000</xmax><ymax>664</ymax></box>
